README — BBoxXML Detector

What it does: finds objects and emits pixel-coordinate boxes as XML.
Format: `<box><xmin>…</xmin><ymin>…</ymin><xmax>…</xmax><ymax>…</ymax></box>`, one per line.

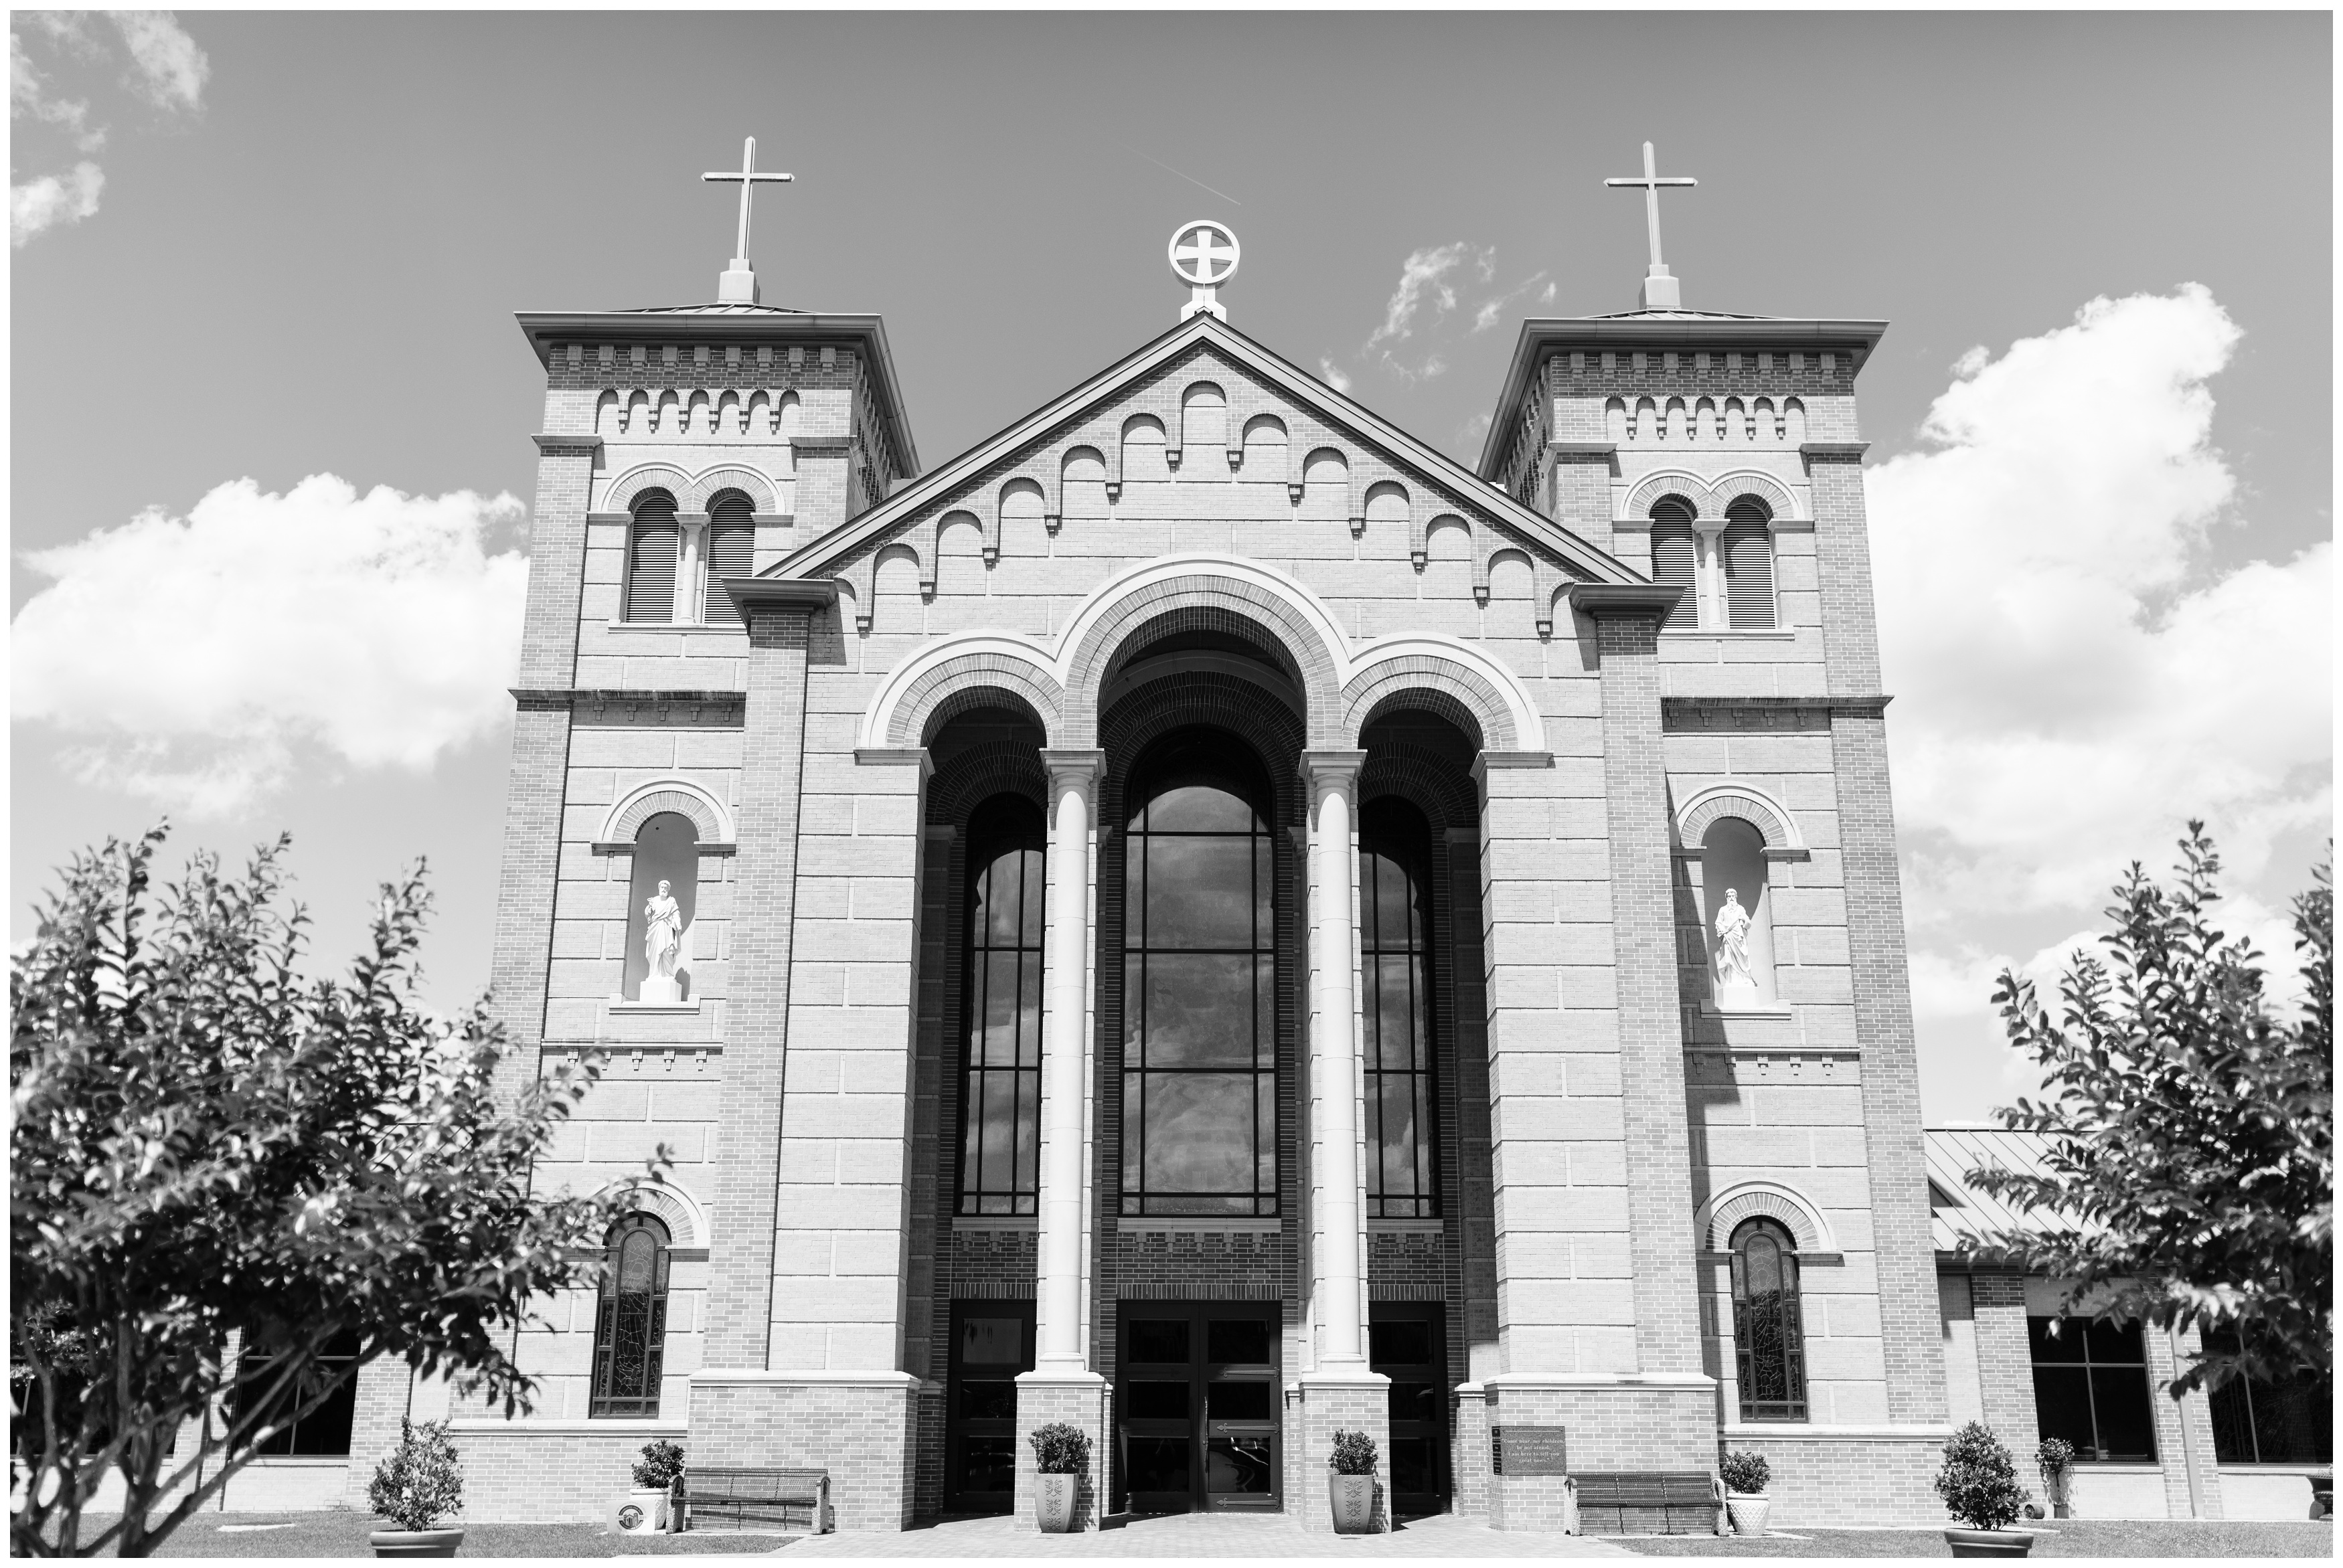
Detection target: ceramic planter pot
<box><xmin>1035</xmin><ymin>1473</ymin><xmax>1080</xmax><ymax>1533</ymax></box>
<box><xmin>1329</xmin><ymin>1473</ymin><xmax>1377</xmax><ymax>1534</ymax></box>
<box><xmin>370</xmin><ymin>1528</ymin><xmax>465</xmax><ymax>1558</ymax></box>
<box><xmin>1945</xmin><ymin>1528</ymin><xmax>2035</xmax><ymax>1558</ymax></box>
<box><xmin>1726</xmin><ymin>1494</ymin><xmax>1771</xmax><ymax>1537</ymax></box>
<box><xmin>611</xmin><ymin>1489</ymin><xmax>669</xmax><ymax>1535</ymax></box>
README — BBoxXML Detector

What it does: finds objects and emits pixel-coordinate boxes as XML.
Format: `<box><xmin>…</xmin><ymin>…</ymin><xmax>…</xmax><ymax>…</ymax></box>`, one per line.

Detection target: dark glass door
<box><xmin>1370</xmin><ymin>1304</ymin><xmax>1449</xmax><ymax>1520</ymax></box>
<box><xmin>1117</xmin><ymin>1302</ymin><xmax>1281</xmax><ymax>1514</ymax></box>
<box><xmin>945</xmin><ymin>1300</ymin><xmax>1034</xmax><ymax>1514</ymax></box>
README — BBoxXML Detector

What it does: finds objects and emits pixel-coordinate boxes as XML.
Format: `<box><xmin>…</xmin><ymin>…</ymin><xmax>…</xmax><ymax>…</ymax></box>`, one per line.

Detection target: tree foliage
<box><xmin>1934</xmin><ymin>1421</ymin><xmax>2029</xmax><ymax>1533</ymax></box>
<box><xmin>9</xmin><ymin>829</ymin><xmax>659</xmax><ymax>1557</ymax></box>
<box><xmin>366</xmin><ymin>1421</ymin><xmax>463</xmax><ymax>1533</ymax></box>
<box><xmin>1961</xmin><ymin>823</ymin><xmax>2332</xmax><ymax>1395</ymax></box>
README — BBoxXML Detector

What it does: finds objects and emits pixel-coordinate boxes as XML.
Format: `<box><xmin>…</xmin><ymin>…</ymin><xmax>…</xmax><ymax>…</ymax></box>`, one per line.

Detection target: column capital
<box><xmin>676</xmin><ymin>510</ymin><xmax>711</xmax><ymax>532</ymax></box>
<box><xmin>1039</xmin><ymin>748</ymin><xmax>1106</xmax><ymax>791</ymax></box>
<box><xmin>1299</xmin><ymin>748</ymin><xmax>1368</xmax><ymax>795</ymax></box>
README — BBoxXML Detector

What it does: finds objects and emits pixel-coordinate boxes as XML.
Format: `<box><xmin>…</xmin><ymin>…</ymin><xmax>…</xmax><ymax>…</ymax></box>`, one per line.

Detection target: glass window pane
<box><xmin>985</xmin><ymin>851</ymin><xmax>1025</xmax><ymax>945</ymax></box>
<box><xmin>1121</xmin><ymin>1070</ymin><xmax>1143</xmax><ymax>1193</ymax></box>
<box><xmin>1143</xmin><ymin>1074</ymin><xmax>1256</xmax><ymax>1193</ymax></box>
<box><xmin>961</xmin><ymin>1381</ymin><xmax>1017</xmax><ymax>1421</ymax></box>
<box><xmin>1147</xmin><ymin>784</ymin><xmax>1256</xmax><ymax>833</ymax></box>
<box><xmin>1206</xmin><ymin>1318</ymin><xmax>1272</xmax><ymax>1366</ymax></box>
<box><xmin>1255</xmin><ymin>836</ymin><xmax>1273</xmax><ymax>939</ymax></box>
<box><xmin>1018</xmin><ymin>849</ymin><xmax>1045</xmax><ymax>946</ymax></box>
<box><xmin>2029</xmin><ymin>1316</ymin><xmax>2087</xmax><ymax>1363</ymax></box>
<box><xmin>1373</xmin><ymin>853</ymin><xmax>1411</xmax><ymax>948</ymax></box>
<box><xmin>1208</xmin><ymin>1381</ymin><xmax>1274</xmax><ymax>1421</ymax></box>
<box><xmin>1377</xmin><ymin>961</ymin><xmax>1416</xmax><ymax>1072</ymax></box>
<box><xmin>2208</xmin><ymin>1378</ymin><xmax>2257</xmax><ymax>1464</ymax></box>
<box><xmin>2084</xmin><ymin>1318</ymin><xmax>2146</xmax><ymax>1366</ymax></box>
<box><xmin>1255</xmin><ymin>1071</ymin><xmax>1276</xmax><ymax>1195</ymax></box>
<box><xmin>1125</xmin><ymin>1379</ymin><xmax>1190</xmax><ymax>1420</ymax></box>
<box><xmin>1136</xmin><ymin>954</ymin><xmax>1257</xmax><ymax>1067</ymax></box>
<box><xmin>2090</xmin><ymin>1366</ymin><xmax>2158</xmax><ymax>1461</ymax></box>
<box><xmin>1125</xmin><ymin>1319</ymin><xmax>1189</xmax><ymax>1365</ymax></box>
<box><xmin>2251</xmin><ymin>1373</ymin><xmax>2334</xmax><ymax>1464</ymax></box>
<box><xmin>1370</xmin><ymin>1320</ymin><xmax>1433</xmax><ymax>1367</ymax></box>
<box><xmin>961</xmin><ymin>1436</ymin><xmax>1015</xmax><ymax>1493</ymax></box>
<box><xmin>962</xmin><ymin>1316</ymin><xmax>1024</xmax><ymax>1366</ymax></box>
<box><xmin>1126</xmin><ymin>1436</ymin><xmax>1191</xmax><ymax>1494</ymax></box>
<box><xmin>983</xmin><ymin>952</ymin><xmax>1022</xmax><ymax>1064</ymax></box>
<box><xmin>1387</xmin><ymin>1381</ymin><xmax>1439</xmax><ymax>1424</ymax></box>
<box><xmin>1378</xmin><ymin>1076</ymin><xmax>1421</xmax><ymax>1197</ymax></box>
<box><xmin>1147</xmin><ymin>836</ymin><xmax>1257</xmax><ymax>948</ymax></box>
<box><xmin>1389</xmin><ymin>1438</ymin><xmax>1433</xmax><ymax>1496</ymax></box>
<box><xmin>2031</xmin><ymin>1366</ymin><xmax>2096</xmax><ymax>1452</ymax></box>
<box><xmin>1255</xmin><ymin>962</ymin><xmax>1275</xmax><ymax>1067</ymax></box>
<box><xmin>1205</xmin><ymin>1437</ymin><xmax>1274</xmax><ymax>1494</ymax></box>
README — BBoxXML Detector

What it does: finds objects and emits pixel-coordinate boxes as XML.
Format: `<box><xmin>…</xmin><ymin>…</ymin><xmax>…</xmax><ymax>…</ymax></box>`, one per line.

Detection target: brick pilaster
<box><xmin>700</xmin><ymin>599</ymin><xmax>817</xmax><ymax>1367</ymax></box>
<box><xmin>1969</xmin><ymin>1270</ymin><xmax>2037</xmax><ymax>1450</ymax></box>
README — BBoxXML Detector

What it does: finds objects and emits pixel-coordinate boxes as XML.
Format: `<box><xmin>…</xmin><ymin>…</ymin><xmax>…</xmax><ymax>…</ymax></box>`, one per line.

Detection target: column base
<box><xmin>687</xmin><ymin>1371</ymin><xmax>924</xmax><ymax>1531</ymax></box>
<box><xmin>1014</xmin><ymin>1370</ymin><xmax>1110</xmax><ymax>1532</ymax></box>
<box><xmin>1291</xmin><ymin>1369</ymin><xmax>1391</xmax><ymax>1534</ymax></box>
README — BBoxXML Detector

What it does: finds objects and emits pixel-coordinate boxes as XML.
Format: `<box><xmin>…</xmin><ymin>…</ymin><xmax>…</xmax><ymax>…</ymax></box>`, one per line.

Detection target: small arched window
<box><xmin>703</xmin><ymin>492</ymin><xmax>756</xmax><ymax>626</ymax></box>
<box><xmin>958</xmin><ymin>796</ymin><xmax>1046</xmax><ymax>1216</ymax></box>
<box><xmin>623</xmin><ymin>491</ymin><xmax>680</xmax><ymax>623</ymax></box>
<box><xmin>1722</xmin><ymin>500</ymin><xmax>1775</xmax><ymax>630</ymax></box>
<box><xmin>1730</xmin><ymin>1217</ymin><xmax>1807</xmax><ymax>1421</ymax></box>
<box><xmin>590</xmin><ymin>1213</ymin><xmax>671</xmax><ymax>1417</ymax></box>
<box><xmin>1649</xmin><ymin>499</ymin><xmax>1698</xmax><ymax>631</ymax></box>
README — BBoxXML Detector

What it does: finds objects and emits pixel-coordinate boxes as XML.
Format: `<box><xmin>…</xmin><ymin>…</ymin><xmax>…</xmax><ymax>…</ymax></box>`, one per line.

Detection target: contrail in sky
<box><xmin>1117</xmin><ymin>141</ymin><xmax>1242</xmax><ymax>207</ymax></box>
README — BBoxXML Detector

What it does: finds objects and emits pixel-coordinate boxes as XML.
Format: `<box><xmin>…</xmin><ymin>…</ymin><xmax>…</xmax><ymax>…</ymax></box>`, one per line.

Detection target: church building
<box><xmin>337</xmin><ymin>145</ymin><xmax>1987</xmax><ymax>1531</ymax></box>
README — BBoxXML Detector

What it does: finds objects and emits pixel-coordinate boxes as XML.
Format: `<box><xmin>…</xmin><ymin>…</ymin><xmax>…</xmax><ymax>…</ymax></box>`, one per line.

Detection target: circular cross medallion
<box><xmin>1168</xmin><ymin>220</ymin><xmax>1240</xmax><ymax>288</ymax></box>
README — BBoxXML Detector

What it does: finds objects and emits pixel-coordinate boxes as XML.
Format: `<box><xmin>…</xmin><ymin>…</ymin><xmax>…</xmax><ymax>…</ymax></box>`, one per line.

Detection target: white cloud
<box><xmin>1869</xmin><ymin>285</ymin><xmax>2333</xmax><ymax>931</ymax></box>
<box><xmin>9</xmin><ymin>11</ymin><xmax>205</xmax><ymax>246</ymax></box>
<box><xmin>1366</xmin><ymin>242</ymin><xmax>1478</xmax><ymax>355</ymax></box>
<box><xmin>12</xmin><ymin>474</ymin><xmax>530</xmax><ymax>816</ymax></box>
<box><xmin>1317</xmin><ymin>357</ymin><xmax>1352</xmax><ymax>394</ymax></box>
<box><xmin>11</xmin><ymin>159</ymin><xmax>102</xmax><ymax>245</ymax></box>
<box><xmin>1337</xmin><ymin>246</ymin><xmax>1550</xmax><ymax>387</ymax></box>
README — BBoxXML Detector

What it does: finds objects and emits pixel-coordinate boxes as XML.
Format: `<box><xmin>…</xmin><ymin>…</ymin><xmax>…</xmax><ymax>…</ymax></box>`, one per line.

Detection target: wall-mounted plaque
<box><xmin>1490</xmin><ymin>1424</ymin><xmax>1568</xmax><ymax>1476</ymax></box>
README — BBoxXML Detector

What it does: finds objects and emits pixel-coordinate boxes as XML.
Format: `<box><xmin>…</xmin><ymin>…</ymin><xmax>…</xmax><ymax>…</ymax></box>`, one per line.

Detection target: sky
<box><xmin>10</xmin><ymin>10</ymin><xmax>2333</xmax><ymax>1124</ymax></box>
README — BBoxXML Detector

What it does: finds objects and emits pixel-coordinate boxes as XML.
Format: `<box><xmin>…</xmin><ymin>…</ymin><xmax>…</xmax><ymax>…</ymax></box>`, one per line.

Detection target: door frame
<box><xmin>1114</xmin><ymin>1300</ymin><xmax>1284</xmax><ymax>1515</ymax></box>
<box><xmin>943</xmin><ymin>1298</ymin><xmax>1036</xmax><ymax>1516</ymax></box>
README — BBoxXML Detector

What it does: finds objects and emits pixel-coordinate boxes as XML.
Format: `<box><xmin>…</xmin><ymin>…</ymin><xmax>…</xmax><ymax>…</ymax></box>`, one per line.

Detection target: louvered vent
<box><xmin>1723</xmin><ymin>502</ymin><xmax>1776</xmax><ymax>629</ymax></box>
<box><xmin>1649</xmin><ymin>500</ymin><xmax>1698</xmax><ymax>630</ymax></box>
<box><xmin>623</xmin><ymin>492</ymin><xmax>679</xmax><ymax>623</ymax></box>
<box><xmin>704</xmin><ymin>493</ymin><xmax>756</xmax><ymax>626</ymax></box>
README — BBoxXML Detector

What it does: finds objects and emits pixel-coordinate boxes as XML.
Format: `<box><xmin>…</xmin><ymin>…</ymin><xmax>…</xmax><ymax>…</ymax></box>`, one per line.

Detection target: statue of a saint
<box><xmin>641</xmin><ymin>879</ymin><xmax>685</xmax><ymax>1002</ymax></box>
<box><xmin>1714</xmin><ymin>887</ymin><xmax>1756</xmax><ymax>995</ymax></box>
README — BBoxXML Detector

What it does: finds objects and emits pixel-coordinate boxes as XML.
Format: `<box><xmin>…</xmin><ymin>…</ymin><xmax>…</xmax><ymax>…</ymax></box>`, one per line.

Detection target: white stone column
<box><xmin>1692</xmin><ymin>518</ymin><xmax>1725</xmax><ymax>630</ymax></box>
<box><xmin>1033</xmin><ymin>749</ymin><xmax>1105</xmax><ymax>1370</ymax></box>
<box><xmin>675</xmin><ymin>511</ymin><xmax>710</xmax><ymax>623</ymax></box>
<box><xmin>1302</xmin><ymin>749</ymin><xmax>1370</xmax><ymax>1367</ymax></box>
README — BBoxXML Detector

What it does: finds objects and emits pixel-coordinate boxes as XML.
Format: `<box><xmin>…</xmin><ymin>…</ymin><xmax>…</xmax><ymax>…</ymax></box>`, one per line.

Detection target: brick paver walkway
<box><xmin>777</xmin><ymin>1512</ymin><xmax>1634</xmax><ymax>1558</ymax></box>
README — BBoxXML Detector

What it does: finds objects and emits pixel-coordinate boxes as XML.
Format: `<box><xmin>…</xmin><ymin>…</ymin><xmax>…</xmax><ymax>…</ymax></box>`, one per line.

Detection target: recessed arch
<box><xmin>1342</xmin><ymin>637</ymin><xmax>1541</xmax><ymax>752</ymax></box>
<box><xmin>873</xmin><ymin>638</ymin><xmax>1066</xmax><ymax>750</ymax></box>
<box><xmin>604</xmin><ymin>464</ymin><xmax>696</xmax><ymax>515</ymax></box>
<box><xmin>1698</xmin><ymin>1179</ymin><xmax>1834</xmax><ymax>1253</ymax></box>
<box><xmin>1675</xmin><ymin>780</ymin><xmax>1802</xmax><ymax>854</ymax></box>
<box><xmin>600</xmin><ymin>1178</ymin><xmax>710</xmax><ymax>1250</ymax></box>
<box><xmin>600</xmin><ymin>776</ymin><xmax>735</xmax><ymax>847</ymax></box>
<box><xmin>688</xmin><ymin>465</ymin><xmax>781</xmax><ymax>513</ymax></box>
<box><xmin>1624</xmin><ymin>470</ymin><xmax>1709</xmax><ymax>522</ymax></box>
<box><xmin>1707</xmin><ymin>470</ymin><xmax>1799</xmax><ymax>523</ymax></box>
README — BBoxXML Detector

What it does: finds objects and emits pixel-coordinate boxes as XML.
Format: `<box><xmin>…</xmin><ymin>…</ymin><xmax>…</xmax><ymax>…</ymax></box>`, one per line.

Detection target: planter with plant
<box><xmin>368</xmin><ymin>1421</ymin><xmax>465</xmax><ymax>1558</ymax></box>
<box><xmin>1327</xmin><ymin>1430</ymin><xmax>1380</xmax><ymax>1535</ymax></box>
<box><xmin>1934</xmin><ymin>1421</ymin><xmax>2035</xmax><ymax>1559</ymax></box>
<box><xmin>1719</xmin><ymin>1450</ymin><xmax>1771</xmax><ymax>1537</ymax></box>
<box><xmin>2033</xmin><ymin>1438</ymin><xmax>2074</xmax><ymax>1520</ymax></box>
<box><xmin>615</xmin><ymin>1440</ymin><xmax>685</xmax><ymax>1536</ymax></box>
<box><xmin>1029</xmin><ymin>1422</ymin><xmax>1090</xmax><ymax>1533</ymax></box>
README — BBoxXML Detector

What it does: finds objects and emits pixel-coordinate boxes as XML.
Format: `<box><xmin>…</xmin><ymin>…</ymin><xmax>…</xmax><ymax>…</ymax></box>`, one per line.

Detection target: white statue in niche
<box><xmin>1714</xmin><ymin>887</ymin><xmax>1759</xmax><ymax>1002</ymax></box>
<box><xmin>641</xmin><ymin>879</ymin><xmax>686</xmax><ymax>1003</ymax></box>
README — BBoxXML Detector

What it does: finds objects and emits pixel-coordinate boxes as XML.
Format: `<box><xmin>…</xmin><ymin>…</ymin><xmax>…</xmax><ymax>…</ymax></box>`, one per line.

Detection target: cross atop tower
<box><xmin>703</xmin><ymin>136</ymin><xmax>793</xmax><ymax>305</ymax></box>
<box><xmin>1604</xmin><ymin>141</ymin><xmax>1698</xmax><ymax>311</ymax></box>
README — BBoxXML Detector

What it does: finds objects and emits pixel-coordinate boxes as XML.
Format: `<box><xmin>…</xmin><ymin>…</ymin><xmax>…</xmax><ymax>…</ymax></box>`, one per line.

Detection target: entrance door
<box><xmin>945</xmin><ymin>1300</ymin><xmax>1035</xmax><ymax>1514</ymax></box>
<box><xmin>1117</xmin><ymin>1302</ymin><xmax>1281</xmax><ymax>1514</ymax></box>
<box><xmin>1370</xmin><ymin>1303</ymin><xmax>1449</xmax><ymax>1520</ymax></box>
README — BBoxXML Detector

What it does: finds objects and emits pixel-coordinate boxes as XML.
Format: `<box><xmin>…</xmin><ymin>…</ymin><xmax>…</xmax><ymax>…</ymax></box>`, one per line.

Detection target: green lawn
<box><xmin>62</xmin><ymin>1514</ymin><xmax>791</xmax><ymax>1557</ymax></box>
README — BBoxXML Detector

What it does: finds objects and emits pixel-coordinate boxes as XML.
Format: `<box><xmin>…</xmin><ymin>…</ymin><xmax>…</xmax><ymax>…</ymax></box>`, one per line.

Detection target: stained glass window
<box><xmin>1731</xmin><ymin>1218</ymin><xmax>1807</xmax><ymax>1420</ymax></box>
<box><xmin>590</xmin><ymin>1214</ymin><xmax>671</xmax><ymax>1417</ymax></box>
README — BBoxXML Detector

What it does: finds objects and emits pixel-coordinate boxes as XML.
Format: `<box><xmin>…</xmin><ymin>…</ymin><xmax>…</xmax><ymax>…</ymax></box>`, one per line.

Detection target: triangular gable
<box><xmin>773</xmin><ymin>313</ymin><xmax>1645</xmax><ymax>591</ymax></box>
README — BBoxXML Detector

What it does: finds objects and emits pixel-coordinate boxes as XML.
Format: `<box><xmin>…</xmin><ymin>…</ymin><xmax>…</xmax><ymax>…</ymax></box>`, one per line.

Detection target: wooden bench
<box><xmin>677</xmin><ymin>1468</ymin><xmax>831</xmax><ymax>1534</ymax></box>
<box><xmin>1567</xmin><ymin>1471</ymin><xmax>1725</xmax><ymax>1536</ymax></box>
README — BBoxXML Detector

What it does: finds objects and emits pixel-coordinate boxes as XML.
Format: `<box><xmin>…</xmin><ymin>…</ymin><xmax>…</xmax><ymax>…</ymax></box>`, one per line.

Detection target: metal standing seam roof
<box><xmin>1924</xmin><ymin>1126</ymin><xmax>2075</xmax><ymax>1252</ymax></box>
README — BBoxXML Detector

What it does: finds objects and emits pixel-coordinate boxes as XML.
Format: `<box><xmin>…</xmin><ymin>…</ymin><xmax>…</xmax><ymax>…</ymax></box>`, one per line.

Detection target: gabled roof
<box><xmin>1925</xmin><ymin>1126</ymin><xmax>2074</xmax><ymax>1252</ymax></box>
<box><xmin>775</xmin><ymin>312</ymin><xmax>1642</xmax><ymax>587</ymax></box>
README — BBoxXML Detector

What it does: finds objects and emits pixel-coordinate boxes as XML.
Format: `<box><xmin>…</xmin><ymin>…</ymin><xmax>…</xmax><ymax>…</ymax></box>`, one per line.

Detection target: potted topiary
<box><xmin>1327</xmin><ymin>1429</ymin><xmax>1379</xmax><ymax>1535</ymax></box>
<box><xmin>2034</xmin><ymin>1438</ymin><xmax>2075</xmax><ymax>1520</ymax></box>
<box><xmin>1935</xmin><ymin>1421</ymin><xmax>2035</xmax><ymax>1558</ymax></box>
<box><xmin>1029</xmin><ymin>1422</ymin><xmax>1090</xmax><ymax>1533</ymax></box>
<box><xmin>368</xmin><ymin>1419</ymin><xmax>465</xmax><ymax>1558</ymax></box>
<box><xmin>615</xmin><ymin>1440</ymin><xmax>685</xmax><ymax>1536</ymax></box>
<box><xmin>1719</xmin><ymin>1449</ymin><xmax>1771</xmax><ymax>1537</ymax></box>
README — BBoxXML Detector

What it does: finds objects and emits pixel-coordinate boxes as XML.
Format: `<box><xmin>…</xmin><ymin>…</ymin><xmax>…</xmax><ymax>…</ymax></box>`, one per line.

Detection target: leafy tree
<box><xmin>1935</xmin><ymin>1421</ymin><xmax>2030</xmax><ymax>1532</ymax></box>
<box><xmin>1961</xmin><ymin>822</ymin><xmax>2332</xmax><ymax>1395</ymax></box>
<box><xmin>10</xmin><ymin>829</ymin><xmax>661</xmax><ymax>1557</ymax></box>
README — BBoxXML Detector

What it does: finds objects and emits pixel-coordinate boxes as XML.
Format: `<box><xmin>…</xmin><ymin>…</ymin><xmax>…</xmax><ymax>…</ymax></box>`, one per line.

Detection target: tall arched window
<box><xmin>1121</xmin><ymin>738</ymin><xmax>1277</xmax><ymax>1216</ymax></box>
<box><xmin>1721</xmin><ymin>500</ymin><xmax>1776</xmax><ymax>629</ymax></box>
<box><xmin>959</xmin><ymin>796</ymin><xmax>1046</xmax><ymax>1216</ymax></box>
<box><xmin>703</xmin><ymin>492</ymin><xmax>756</xmax><ymax>626</ymax></box>
<box><xmin>1649</xmin><ymin>499</ymin><xmax>1698</xmax><ymax>630</ymax></box>
<box><xmin>590</xmin><ymin>1213</ymin><xmax>671</xmax><ymax>1417</ymax></box>
<box><xmin>623</xmin><ymin>490</ymin><xmax>680</xmax><ymax>623</ymax></box>
<box><xmin>1360</xmin><ymin>799</ymin><xmax>1437</xmax><ymax>1219</ymax></box>
<box><xmin>1731</xmin><ymin>1217</ymin><xmax>1807</xmax><ymax>1420</ymax></box>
